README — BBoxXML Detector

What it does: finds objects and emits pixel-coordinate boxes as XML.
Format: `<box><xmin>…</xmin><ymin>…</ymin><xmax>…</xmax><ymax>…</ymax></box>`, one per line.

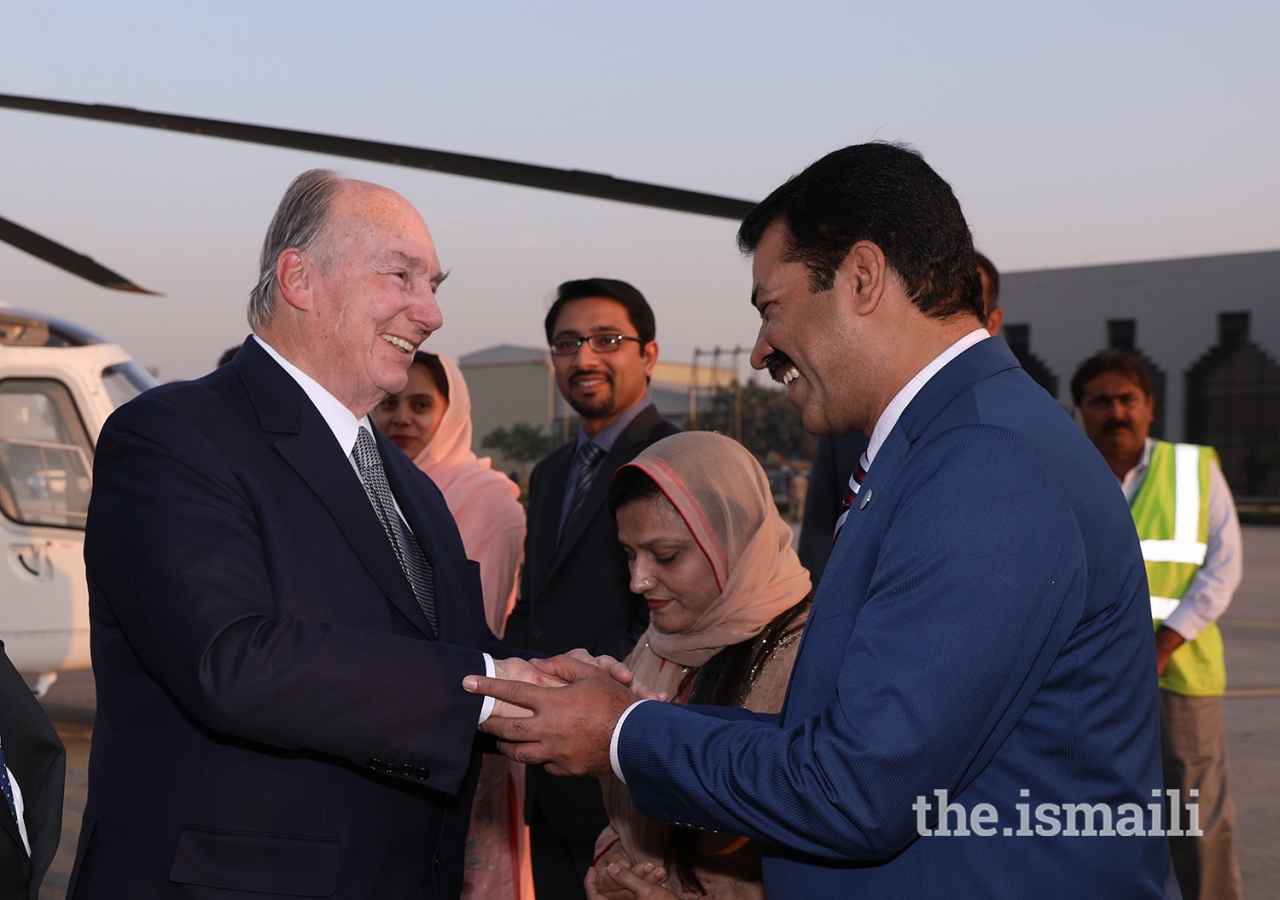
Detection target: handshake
<box><xmin>462</xmin><ymin>652</ymin><xmax>666</xmax><ymax>779</ymax></box>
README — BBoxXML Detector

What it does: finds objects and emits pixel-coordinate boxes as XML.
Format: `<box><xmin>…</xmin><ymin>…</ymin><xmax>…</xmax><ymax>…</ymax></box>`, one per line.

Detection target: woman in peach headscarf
<box><xmin>374</xmin><ymin>351</ymin><xmax>532</xmax><ymax>900</ymax></box>
<box><xmin>586</xmin><ymin>431</ymin><xmax>811</xmax><ymax>900</ymax></box>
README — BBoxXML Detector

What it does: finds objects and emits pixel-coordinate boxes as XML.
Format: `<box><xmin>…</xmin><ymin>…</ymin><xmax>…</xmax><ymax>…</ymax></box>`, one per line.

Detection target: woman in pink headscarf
<box><xmin>586</xmin><ymin>431</ymin><xmax>812</xmax><ymax>900</ymax></box>
<box><xmin>374</xmin><ymin>351</ymin><xmax>532</xmax><ymax>900</ymax></box>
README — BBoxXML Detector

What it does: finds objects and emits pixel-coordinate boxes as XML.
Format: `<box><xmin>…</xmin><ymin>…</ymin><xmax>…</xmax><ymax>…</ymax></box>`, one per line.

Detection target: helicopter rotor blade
<box><xmin>0</xmin><ymin>215</ymin><xmax>159</xmax><ymax>294</ymax></box>
<box><xmin>0</xmin><ymin>93</ymin><xmax>758</xmax><ymax>220</ymax></box>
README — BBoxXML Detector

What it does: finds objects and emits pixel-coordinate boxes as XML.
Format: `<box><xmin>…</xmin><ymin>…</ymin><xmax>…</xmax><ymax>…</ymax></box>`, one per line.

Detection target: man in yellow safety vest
<box><xmin>1073</xmin><ymin>349</ymin><xmax>1243</xmax><ymax>900</ymax></box>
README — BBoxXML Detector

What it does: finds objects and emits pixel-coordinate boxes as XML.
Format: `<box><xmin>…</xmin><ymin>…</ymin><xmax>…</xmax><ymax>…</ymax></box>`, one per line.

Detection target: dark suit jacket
<box><xmin>505</xmin><ymin>403</ymin><xmax>679</xmax><ymax>840</ymax></box>
<box><xmin>618</xmin><ymin>339</ymin><xmax>1168</xmax><ymax>898</ymax></box>
<box><xmin>0</xmin><ymin>641</ymin><xmax>65</xmax><ymax>900</ymax></box>
<box><xmin>797</xmin><ymin>432</ymin><xmax>870</xmax><ymax>585</ymax></box>
<box><xmin>67</xmin><ymin>338</ymin><xmax>521</xmax><ymax>899</ymax></box>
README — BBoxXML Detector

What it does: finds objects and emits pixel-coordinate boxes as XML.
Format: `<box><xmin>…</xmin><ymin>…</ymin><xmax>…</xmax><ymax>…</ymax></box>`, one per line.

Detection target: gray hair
<box><xmin>247</xmin><ymin>169</ymin><xmax>346</xmax><ymax>332</ymax></box>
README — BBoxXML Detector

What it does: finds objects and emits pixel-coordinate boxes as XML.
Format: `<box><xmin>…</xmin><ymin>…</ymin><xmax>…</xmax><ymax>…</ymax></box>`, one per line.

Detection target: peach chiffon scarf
<box><xmin>622</xmin><ymin>431</ymin><xmax>811</xmax><ymax>669</ymax></box>
<box><xmin>410</xmin><ymin>353</ymin><xmax>524</xmax><ymax>632</ymax></box>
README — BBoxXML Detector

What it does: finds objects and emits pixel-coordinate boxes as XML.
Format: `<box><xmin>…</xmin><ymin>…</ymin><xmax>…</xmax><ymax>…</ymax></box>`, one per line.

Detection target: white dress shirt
<box><xmin>611</xmin><ymin>327</ymin><xmax>992</xmax><ymax>782</ymax></box>
<box><xmin>253</xmin><ymin>337</ymin><xmax>496</xmax><ymax>722</ymax></box>
<box><xmin>1120</xmin><ymin>438</ymin><xmax>1242</xmax><ymax>641</ymax></box>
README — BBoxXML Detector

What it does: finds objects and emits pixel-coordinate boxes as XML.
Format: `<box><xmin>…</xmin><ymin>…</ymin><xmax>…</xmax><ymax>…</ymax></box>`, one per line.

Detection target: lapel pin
<box><xmin>860</xmin><ymin>488</ymin><xmax>873</xmax><ymax>510</ymax></box>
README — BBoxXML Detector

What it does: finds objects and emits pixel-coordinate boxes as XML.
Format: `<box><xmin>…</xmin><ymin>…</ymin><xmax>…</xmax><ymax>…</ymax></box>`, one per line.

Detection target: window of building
<box><xmin>1002</xmin><ymin>323</ymin><xmax>1059</xmax><ymax>398</ymax></box>
<box><xmin>0</xmin><ymin>379</ymin><xmax>94</xmax><ymax>529</ymax></box>
<box><xmin>1107</xmin><ymin>319</ymin><xmax>1166</xmax><ymax>439</ymax></box>
<box><xmin>1185</xmin><ymin>312</ymin><xmax>1280</xmax><ymax>497</ymax></box>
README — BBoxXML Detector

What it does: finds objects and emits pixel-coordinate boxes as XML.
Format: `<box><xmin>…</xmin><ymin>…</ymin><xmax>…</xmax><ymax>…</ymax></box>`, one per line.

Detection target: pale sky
<box><xmin>1</xmin><ymin>1</ymin><xmax>1277</xmax><ymax>382</ymax></box>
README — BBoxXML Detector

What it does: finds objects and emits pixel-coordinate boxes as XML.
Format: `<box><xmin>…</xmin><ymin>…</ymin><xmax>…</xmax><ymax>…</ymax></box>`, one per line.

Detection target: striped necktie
<box><xmin>562</xmin><ymin>441</ymin><xmax>606</xmax><ymax>542</ymax></box>
<box><xmin>351</xmin><ymin>426</ymin><xmax>438</xmax><ymax>638</ymax></box>
<box><xmin>834</xmin><ymin>452</ymin><xmax>871</xmax><ymax>538</ymax></box>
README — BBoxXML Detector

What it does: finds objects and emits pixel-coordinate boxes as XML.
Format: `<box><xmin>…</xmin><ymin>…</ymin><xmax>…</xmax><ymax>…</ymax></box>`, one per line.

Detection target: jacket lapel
<box><xmin>234</xmin><ymin>340</ymin><xmax>435</xmax><ymax>639</ymax></box>
<box><xmin>381</xmin><ymin>431</ymin><xmax>463</xmax><ymax>639</ymax></box>
<box><xmin>0</xmin><ymin>779</ymin><xmax>23</xmax><ymax>863</ymax></box>
<box><xmin>799</xmin><ymin>340</ymin><xmax>1024</xmax><ymax>635</ymax></box>
<box><xmin>547</xmin><ymin>405</ymin><xmax>663</xmax><ymax>580</ymax></box>
<box><xmin>529</xmin><ymin>443</ymin><xmax>573</xmax><ymax>601</ymax></box>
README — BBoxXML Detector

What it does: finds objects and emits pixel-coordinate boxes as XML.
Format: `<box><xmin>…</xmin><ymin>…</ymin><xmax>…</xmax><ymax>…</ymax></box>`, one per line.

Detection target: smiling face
<box><xmin>551</xmin><ymin>297</ymin><xmax>658</xmax><ymax>435</ymax></box>
<box><xmin>279</xmin><ymin>182</ymin><xmax>445</xmax><ymax>417</ymax></box>
<box><xmin>747</xmin><ymin>222</ymin><xmax>873</xmax><ymax>436</ymax></box>
<box><xmin>372</xmin><ymin>361</ymin><xmax>448</xmax><ymax>458</ymax></box>
<box><xmin>616</xmin><ymin>495</ymin><xmax>720</xmax><ymax>634</ymax></box>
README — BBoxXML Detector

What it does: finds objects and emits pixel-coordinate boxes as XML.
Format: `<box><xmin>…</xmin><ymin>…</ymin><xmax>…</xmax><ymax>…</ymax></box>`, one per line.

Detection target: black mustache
<box><xmin>764</xmin><ymin>350</ymin><xmax>796</xmax><ymax>382</ymax></box>
<box><xmin>1102</xmin><ymin>419</ymin><xmax>1133</xmax><ymax>432</ymax></box>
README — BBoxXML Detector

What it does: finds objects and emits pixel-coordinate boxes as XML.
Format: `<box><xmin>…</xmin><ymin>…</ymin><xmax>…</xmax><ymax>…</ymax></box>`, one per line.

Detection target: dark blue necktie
<box><xmin>562</xmin><ymin>441</ymin><xmax>606</xmax><ymax>542</ymax></box>
<box><xmin>0</xmin><ymin>737</ymin><xmax>18</xmax><ymax>828</ymax></box>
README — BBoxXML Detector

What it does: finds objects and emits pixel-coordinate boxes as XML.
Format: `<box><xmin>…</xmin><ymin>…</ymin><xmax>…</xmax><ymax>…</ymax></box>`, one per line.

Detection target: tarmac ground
<box><xmin>32</xmin><ymin>526</ymin><xmax>1280</xmax><ymax>898</ymax></box>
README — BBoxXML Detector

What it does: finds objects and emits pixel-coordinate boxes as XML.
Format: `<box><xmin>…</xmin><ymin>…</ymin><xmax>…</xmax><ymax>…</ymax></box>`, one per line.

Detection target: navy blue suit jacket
<box><xmin>68</xmin><ymin>338</ymin><xmax>517</xmax><ymax>899</ymax></box>
<box><xmin>617</xmin><ymin>338</ymin><xmax>1168</xmax><ymax>898</ymax></box>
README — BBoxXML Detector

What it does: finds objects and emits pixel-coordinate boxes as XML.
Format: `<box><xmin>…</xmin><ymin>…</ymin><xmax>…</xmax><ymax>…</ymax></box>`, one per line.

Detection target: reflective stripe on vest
<box><xmin>1131</xmin><ymin>440</ymin><xmax>1224</xmax><ymax>696</ymax></box>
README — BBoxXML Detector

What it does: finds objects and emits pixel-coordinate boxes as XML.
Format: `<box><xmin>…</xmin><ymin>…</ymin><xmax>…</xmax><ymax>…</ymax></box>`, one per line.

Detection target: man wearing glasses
<box><xmin>504</xmin><ymin>278</ymin><xmax>679</xmax><ymax>900</ymax></box>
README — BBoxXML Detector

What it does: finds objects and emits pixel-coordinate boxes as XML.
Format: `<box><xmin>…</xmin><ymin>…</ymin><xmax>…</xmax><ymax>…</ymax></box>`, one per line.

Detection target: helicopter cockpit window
<box><xmin>0</xmin><ymin>379</ymin><xmax>94</xmax><ymax>530</ymax></box>
<box><xmin>102</xmin><ymin>362</ymin><xmax>159</xmax><ymax>409</ymax></box>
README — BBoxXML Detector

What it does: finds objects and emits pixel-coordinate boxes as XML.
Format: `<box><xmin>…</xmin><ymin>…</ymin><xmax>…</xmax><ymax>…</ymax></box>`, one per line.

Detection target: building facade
<box><xmin>1000</xmin><ymin>249</ymin><xmax>1280</xmax><ymax>497</ymax></box>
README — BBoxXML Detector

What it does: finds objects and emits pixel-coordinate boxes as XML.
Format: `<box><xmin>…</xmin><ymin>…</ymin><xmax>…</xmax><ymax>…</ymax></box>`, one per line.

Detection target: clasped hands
<box><xmin>463</xmin><ymin>651</ymin><xmax>665</xmax><ymax>778</ymax></box>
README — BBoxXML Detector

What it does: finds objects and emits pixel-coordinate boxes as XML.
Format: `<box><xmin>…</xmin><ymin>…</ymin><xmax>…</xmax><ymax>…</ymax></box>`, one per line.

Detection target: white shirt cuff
<box><xmin>477</xmin><ymin>653</ymin><xmax>496</xmax><ymax>725</ymax></box>
<box><xmin>610</xmin><ymin>699</ymin><xmax>649</xmax><ymax>784</ymax></box>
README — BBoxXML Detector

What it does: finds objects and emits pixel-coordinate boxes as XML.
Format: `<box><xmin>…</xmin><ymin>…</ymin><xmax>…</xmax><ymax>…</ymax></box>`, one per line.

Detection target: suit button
<box><xmin>400</xmin><ymin>763</ymin><xmax>414</xmax><ymax>777</ymax></box>
<box><xmin>415</xmin><ymin>766</ymin><xmax>430</xmax><ymax>780</ymax></box>
<box><xmin>532</xmin><ymin>626</ymin><xmax>543</xmax><ymax>639</ymax></box>
<box><xmin>368</xmin><ymin>758</ymin><xmax>383</xmax><ymax>770</ymax></box>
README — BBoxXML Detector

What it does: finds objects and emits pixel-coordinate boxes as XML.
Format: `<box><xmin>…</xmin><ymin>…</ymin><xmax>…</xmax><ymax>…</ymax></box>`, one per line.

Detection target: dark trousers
<box><xmin>530</xmin><ymin>804</ymin><xmax>596</xmax><ymax>900</ymax></box>
<box><xmin>1160</xmin><ymin>689</ymin><xmax>1243</xmax><ymax>900</ymax></box>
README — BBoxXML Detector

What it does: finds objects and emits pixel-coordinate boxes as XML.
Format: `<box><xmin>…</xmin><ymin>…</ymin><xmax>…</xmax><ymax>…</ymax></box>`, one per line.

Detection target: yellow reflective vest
<box><xmin>1130</xmin><ymin>440</ymin><xmax>1225</xmax><ymax>696</ymax></box>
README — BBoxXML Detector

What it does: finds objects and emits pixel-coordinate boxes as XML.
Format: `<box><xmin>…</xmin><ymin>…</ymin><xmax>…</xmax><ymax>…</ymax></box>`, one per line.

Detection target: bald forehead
<box><xmin>324</xmin><ymin>180</ymin><xmax>437</xmax><ymax>263</ymax></box>
<box><xmin>331</xmin><ymin>180</ymin><xmax>423</xmax><ymax>227</ymax></box>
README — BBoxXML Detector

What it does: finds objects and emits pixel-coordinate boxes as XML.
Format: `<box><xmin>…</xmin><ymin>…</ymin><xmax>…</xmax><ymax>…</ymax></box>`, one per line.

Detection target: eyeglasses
<box><xmin>549</xmin><ymin>334</ymin><xmax>644</xmax><ymax>356</ymax></box>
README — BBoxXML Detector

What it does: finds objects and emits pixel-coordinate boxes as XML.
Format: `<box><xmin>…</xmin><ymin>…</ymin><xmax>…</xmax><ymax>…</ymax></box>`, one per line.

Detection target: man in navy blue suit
<box><xmin>67</xmin><ymin>170</ymin><xmax>559</xmax><ymax>899</ymax></box>
<box><xmin>470</xmin><ymin>144</ymin><xmax>1171</xmax><ymax>898</ymax></box>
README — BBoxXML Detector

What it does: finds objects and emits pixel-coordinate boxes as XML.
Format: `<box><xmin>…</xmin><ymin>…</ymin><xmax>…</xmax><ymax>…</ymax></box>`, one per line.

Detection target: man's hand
<box><xmin>1155</xmin><ymin>625</ymin><xmax>1186</xmax><ymax>677</ymax></box>
<box><xmin>463</xmin><ymin>654</ymin><xmax>638</xmax><ymax>776</ymax></box>
<box><xmin>488</xmin><ymin>657</ymin><xmax>568</xmax><ymax>718</ymax></box>
<box><xmin>565</xmin><ymin>649</ymin><xmax>667</xmax><ymax>702</ymax></box>
<box><xmin>586</xmin><ymin>861</ymin><xmax>685</xmax><ymax>900</ymax></box>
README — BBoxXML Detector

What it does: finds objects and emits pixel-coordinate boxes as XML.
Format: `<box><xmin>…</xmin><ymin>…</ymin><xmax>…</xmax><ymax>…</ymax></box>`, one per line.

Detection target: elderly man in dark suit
<box><xmin>65</xmin><ymin>170</ymin><xmax>560</xmax><ymax>899</ymax></box>
<box><xmin>504</xmin><ymin>278</ymin><xmax>678</xmax><ymax>900</ymax></box>
<box><xmin>0</xmin><ymin>641</ymin><xmax>64</xmax><ymax>900</ymax></box>
<box><xmin>472</xmin><ymin>144</ymin><xmax>1169</xmax><ymax>899</ymax></box>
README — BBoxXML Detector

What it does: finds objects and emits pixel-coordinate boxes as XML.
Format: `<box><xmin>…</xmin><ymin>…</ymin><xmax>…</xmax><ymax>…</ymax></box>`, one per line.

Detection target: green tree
<box><xmin>699</xmin><ymin>381</ymin><xmax>815</xmax><ymax>461</ymax></box>
<box><xmin>481</xmin><ymin>422</ymin><xmax>561</xmax><ymax>463</ymax></box>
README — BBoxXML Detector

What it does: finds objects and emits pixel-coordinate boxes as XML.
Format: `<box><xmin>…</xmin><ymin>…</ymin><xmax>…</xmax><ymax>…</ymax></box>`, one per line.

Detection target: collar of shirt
<box><xmin>575</xmin><ymin>394</ymin><xmax>653</xmax><ymax>455</ymax></box>
<box><xmin>253</xmin><ymin>335</ymin><xmax>373</xmax><ymax>455</ymax></box>
<box><xmin>1119</xmin><ymin>437</ymin><xmax>1156</xmax><ymax>502</ymax></box>
<box><xmin>863</xmin><ymin>328</ymin><xmax>991</xmax><ymax>470</ymax></box>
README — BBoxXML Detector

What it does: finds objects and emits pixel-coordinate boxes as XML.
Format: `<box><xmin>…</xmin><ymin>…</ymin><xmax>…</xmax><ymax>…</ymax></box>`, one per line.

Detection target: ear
<box><xmin>840</xmin><ymin>241</ymin><xmax>889</xmax><ymax>316</ymax></box>
<box><xmin>641</xmin><ymin>339</ymin><xmax>659</xmax><ymax>380</ymax></box>
<box><xmin>985</xmin><ymin>306</ymin><xmax>1004</xmax><ymax>337</ymax></box>
<box><xmin>276</xmin><ymin>250</ymin><xmax>313</xmax><ymax>312</ymax></box>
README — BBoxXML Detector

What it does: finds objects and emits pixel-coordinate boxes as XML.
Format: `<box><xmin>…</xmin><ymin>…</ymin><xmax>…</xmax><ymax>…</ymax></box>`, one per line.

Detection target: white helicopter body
<box><xmin>0</xmin><ymin>308</ymin><xmax>156</xmax><ymax>691</ymax></box>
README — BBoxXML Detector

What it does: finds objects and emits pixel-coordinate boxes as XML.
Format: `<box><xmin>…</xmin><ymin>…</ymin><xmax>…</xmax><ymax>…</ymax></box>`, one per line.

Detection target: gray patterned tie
<box><xmin>351</xmin><ymin>426</ymin><xmax>438</xmax><ymax>638</ymax></box>
<box><xmin>562</xmin><ymin>441</ymin><xmax>606</xmax><ymax>543</ymax></box>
